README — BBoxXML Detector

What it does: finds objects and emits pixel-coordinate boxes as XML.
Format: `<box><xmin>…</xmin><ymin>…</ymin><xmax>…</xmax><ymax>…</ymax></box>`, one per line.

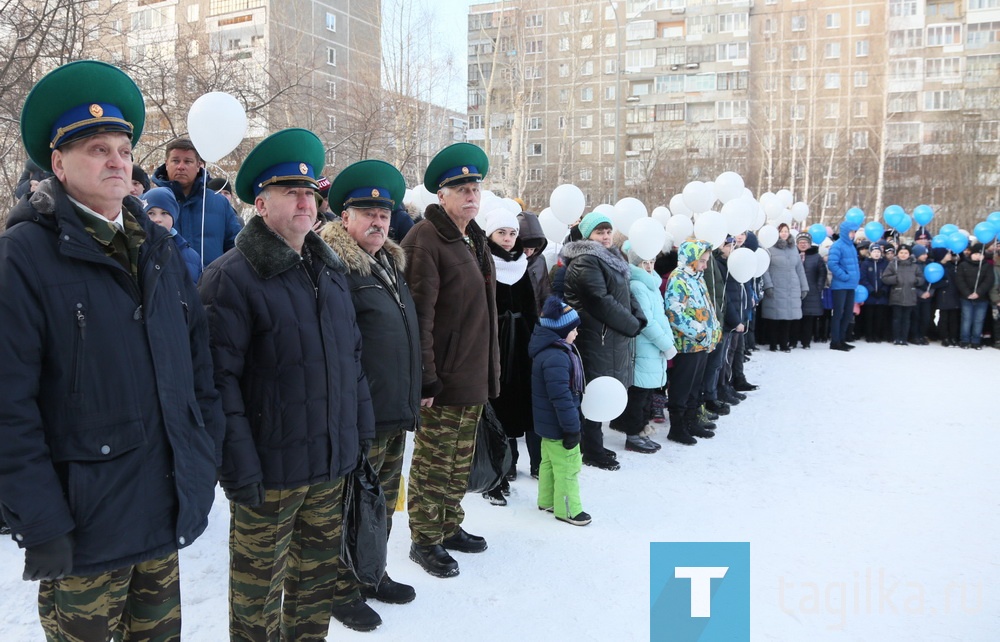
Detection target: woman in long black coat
<box><xmin>795</xmin><ymin>233</ymin><xmax>828</xmax><ymax>348</ymax></box>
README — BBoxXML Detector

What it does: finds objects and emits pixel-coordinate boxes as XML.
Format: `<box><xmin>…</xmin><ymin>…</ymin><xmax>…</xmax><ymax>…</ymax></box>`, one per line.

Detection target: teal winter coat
<box><xmin>628</xmin><ymin>264</ymin><xmax>677</xmax><ymax>389</ymax></box>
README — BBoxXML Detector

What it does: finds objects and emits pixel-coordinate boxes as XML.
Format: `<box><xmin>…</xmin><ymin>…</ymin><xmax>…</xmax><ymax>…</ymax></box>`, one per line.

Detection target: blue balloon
<box><xmin>939</xmin><ymin>223</ymin><xmax>959</xmax><ymax>236</ymax></box>
<box><xmin>895</xmin><ymin>214</ymin><xmax>912</xmax><ymax>233</ymax></box>
<box><xmin>864</xmin><ymin>221</ymin><xmax>884</xmax><ymax>242</ymax></box>
<box><xmin>988</xmin><ymin>212</ymin><xmax>1000</xmax><ymax>226</ymax></box>
<box><xmin>854</xmin><ymin>284</ymin><xmax>869</xmax><ymax>304</ymax></box>
<box><xmin>808</xmin><ymin>223</ymin><xmax>827</xmax><ymax>244</ymax></box>
<box><xmin>931</xmin><ymin>234</ymin><xmax>948</xmax><ymax>248</ymax></box>
<box><xmin>884</xmin><ymin>205</ymin><xmax>905</xmax><ymax>229</ymax></box>
<box><xmin>946</xmin><ymin>232</ymin><xmax>969</xmax><ymax>254</ymax></box>
<box><xmin>913</xmin><ymin>204</ymin><xmax>934</xmax><ymax>226</ymax></box>
<box><xmin>845</xmin><ymin>207</ymin><xmax>865</xmax><ymax>227</ymax></box>
<box><xmin>923</xmin><ymin>262</ymin><xmax>944</xmax><ymax>284</ymax></box>
<box><xmin>973</xmin><ymin>221</ymin><xmax>997</xmax><ymax>244</ymax></box>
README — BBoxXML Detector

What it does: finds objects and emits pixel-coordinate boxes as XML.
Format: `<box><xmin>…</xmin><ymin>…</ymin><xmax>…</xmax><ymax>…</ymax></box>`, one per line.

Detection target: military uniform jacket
<box><xmin>199</xmin><ymin>216</ymin><xmax>375</xmax><ymax>491</ymax></box>
<box><xmin>320</xmin><ymin>220</ymin><xmax>421</xmax><ymax>436</ymax></box>
<box><xmin>0</xmin><ymin>179</ymin><xmax>224</xmax><ymax>575</ymax></box>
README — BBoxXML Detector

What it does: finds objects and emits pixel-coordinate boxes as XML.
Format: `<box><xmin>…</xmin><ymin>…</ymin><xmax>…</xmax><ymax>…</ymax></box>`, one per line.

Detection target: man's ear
<box><xmin>51</xmin><ymin>151</ymin><xmax>65</xmax><ymax>182</ymax></box>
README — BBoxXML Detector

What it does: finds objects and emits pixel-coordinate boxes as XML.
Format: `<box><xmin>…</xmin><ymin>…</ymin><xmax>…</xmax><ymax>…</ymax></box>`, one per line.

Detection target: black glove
<box><xmin>562</xmin><ymin>431</ymin><xmax>581</xmax><ymax>450</ymax></box>
<box><xmin>223</xmin><ymin>482</ymin><xmax>264</xmax><ymax>507</ymax></box>
<box><xmin>23</xmin><ymin>533</ymin><xmax>73</xmax><ymax>581</ymax></box>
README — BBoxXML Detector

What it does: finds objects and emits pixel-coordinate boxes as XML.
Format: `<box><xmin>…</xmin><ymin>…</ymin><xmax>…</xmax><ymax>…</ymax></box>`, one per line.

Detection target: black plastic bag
<box><xmin>467</xmin><ymin>403</ymin><xmax>513</xmax><ymax>494</ymax></box>
<box><xmin>341</xmin><ymin>454</ymin><xmax>387</xmax><ymax>586</ymax></box>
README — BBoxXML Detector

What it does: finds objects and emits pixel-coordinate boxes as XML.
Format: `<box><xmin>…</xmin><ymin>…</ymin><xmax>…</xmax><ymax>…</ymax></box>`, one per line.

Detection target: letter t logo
<box><xmin>675</xmin><ymin>566</ymin><xmax>729</xmax><ymax>617</ymax></box>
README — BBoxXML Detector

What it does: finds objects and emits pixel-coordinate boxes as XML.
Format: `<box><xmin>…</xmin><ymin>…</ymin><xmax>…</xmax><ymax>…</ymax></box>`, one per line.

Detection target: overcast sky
<box><xmin>406</xmin><ymin>0</ymin><xmax>477</xmax><ymax>111</ymax></box>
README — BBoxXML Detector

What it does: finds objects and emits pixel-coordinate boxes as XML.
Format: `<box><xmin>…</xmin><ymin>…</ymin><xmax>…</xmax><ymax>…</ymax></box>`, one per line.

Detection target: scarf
<box><xmin>557</xmin><ymin>339</ymin><xmax>585</xmax><ymax>394</ymax></box>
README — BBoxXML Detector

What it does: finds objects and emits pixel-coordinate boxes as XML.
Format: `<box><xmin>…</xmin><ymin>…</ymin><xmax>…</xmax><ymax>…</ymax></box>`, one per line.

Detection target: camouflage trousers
<box><xmin>408</xmin><ymin>404</ymin><xmax>482</xmax><ymax>546</ymax></box>
<box><xmin>229</xmin><ymin>479</ymin><xmax>344</xmax><ymax>642</ymax></box>
<box><xmin>331</xmin><ymin>430</ymin><xmax>406</xmax><ymax>605</ymax></box>
<box><xmin>38</xmin><ymin>552</ymin><xmax>180</xmax><ymax>642</ymax></box>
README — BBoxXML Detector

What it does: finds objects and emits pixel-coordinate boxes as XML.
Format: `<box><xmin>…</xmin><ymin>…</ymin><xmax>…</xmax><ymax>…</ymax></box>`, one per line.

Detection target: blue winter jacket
<box><xmin>152</xmin><ymin>165</ymin><xmax>243</xmax><ymax>267</ymax></box>
<box><xmin>528</xmin><ymin>326</ymin><xmax>582</xmax><ymax>440</ymax></box>
<box><xmin>0</xmin><ymin>179</ymin><xmax>224</xmax><ymax>575</ymax></box>
<box><xmin>628</xmin><ymin>265</ymin><xmax>677</xmax><ymax>389</ymax></box>
<box><xmin>828</xmin><ymin>222</ymin><xmax>860</xmax><ymax>290</ymax></box>
<box><xmin>171</xmin><ymin>229</ymin><xmax>203</xmax><ymax>284</ymax></box>
<box><xmin>859</xmin><ymin>257</ymin><xmax>890</xmax><ymax>305</ymax></box>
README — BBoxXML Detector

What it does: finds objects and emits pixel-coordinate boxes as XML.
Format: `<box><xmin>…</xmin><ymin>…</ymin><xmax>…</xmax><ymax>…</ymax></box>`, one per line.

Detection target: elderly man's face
<box><xmin>343</xmin><ymin>206</ymin><xmax>391</xmax><ymax>254</ymax></box>
<box><xmin>256</xmin><ymin>186</ymin><xmax>317</xmax><ymax>252</ymax></box>
<box><xmin>51</xmin><ymin>132</ymin><xmax>132</xmax><ymax>218</ymax></box>
<box><xmin>438</xmin><ymin>182</ymin><xmax>481</xmax><ymax>226</ymax></box>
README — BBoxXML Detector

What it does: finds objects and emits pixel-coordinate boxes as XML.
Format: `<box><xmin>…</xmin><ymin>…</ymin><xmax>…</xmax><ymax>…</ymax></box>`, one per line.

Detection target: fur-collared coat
<box><xmin>320</xmin><ymin>220</ymin><xmax>421</xmax><ymax>435</ymax></box>
<box><xmin>402</xmin><ymin>204</ymin><xmax>500</xmax><ymax>406</ymax></box>
<box><xmin>561</xmin><ymin>240</ymin><xmax>645</xmax><ymax>386</ymax></box>
<box><xmin>199</xmin><ymin>215</ymin><xmax>375</xmax><ymax>490</ymax></box>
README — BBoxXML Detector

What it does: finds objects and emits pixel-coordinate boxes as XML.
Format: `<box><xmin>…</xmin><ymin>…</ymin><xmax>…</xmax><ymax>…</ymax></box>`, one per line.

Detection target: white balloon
<box><xmin>777</xmin><ymin>208</ymin><xmax>794</xmax><ymax>228</ymax></box>
<box><xmin>722</xmin><ymin>198</ymin><xmax>755</xmax><ymax>236</ymax></box>
<box><xmin>754</xmin><ymin>247</ymin><xmax>771</xmax><ymax>278</ymax></box>
<box><xmin>628</xmin><ymin>218</ymin><xmax>667</xmax><ymax>260</ymax></box>
<box><xmin>759</xmin><ymin>191</ymin><xmax>776</xmax><ymax>208</ymax></box>
<box><xmin>665</xmin><ymin>214</ymin><xmax>694</xmax><ymax>243</ymax></box>
<box><xmin>403</xmin><ymin>188</ymin><xmax>414</xmax><ymax>207</ymax></box>
<box><xmin>662</xmin><ymin>235</ymin><xmax>674</xmax><ymax>253</ymax></box>
<box><xmin>549</xmin><ymin>184</ymin><xmax>587</xmax><ymax>225</ymax></box>
<box><xmin>651</xmin><ymin>206</ymin><xmax>671</xmax><ymax>225</ymax></box>
<box><xmin>776</xmin><ymin>189</ymin><xmax>794</xmax><ymax>208</ymax></box>
<box><xmin>669</xmin><ymin>194</ymin><xmax>693</xmax><ymax>218</ymax></box>
<box><xmin>581</xmin><ymin>376</ymin><xmax>628</xmax><ymax>422</ymax></box>
<box><xmin>751</xmin><ymin>202</ymin><xmax>767</xmax><ymax>230</ymax></box>
<box><xmin>187</xmin><ymin>92</ymin><xmax>248</xmax><ymax>163</ymax></box>
<box><xmin>791</xmin><ymin>201</ymin><xmax>809</xmax><ymax>222</ymax></box>
<box><xmin>594</xmin><ymin>203</ymin><xmax>616</xmax><ymax>217</ymax></box>
<box><xmin>727</xmin><ymin>247</ymin><xmax>756</xmax><ymax>283</ymax></box>
<box><xmin>757</xmin><ymin>224</ymin><xmax>779</xmax><ymax>249</ymax></box>
<box><xmin>764</xmin><ymin>198</ymin><xmax>784</xmax><ymax>221</ymax></box>
<box><xmin>694</xmin><ymin>211</ymin><xmax>728</xmax><ymax>249</ymax></box>
<box><xmin>538</xmin><ymin>208</ymin><xmax>569</xmax><ymax>245</ymax></box>
<box><xmin>682</xmin><ymin>181</ymin><xmax>715</xmax><ymax>213</ymax></box>
<box><xmin>742</xmin><ymin>187</ymin><xmax>755</xmax><ymax>201</ymax></box>
<box><xmin>501</xmin><ymin>197</ymin><xmax>522</xmax><ymax>214</ymax></box>
<box><xmin>714</xmin><ymin>171</ymin><xmax>745</xmax><ymax>203</ymax></box>
<box><xmin>614</xmin><ymin>197</ymin><xmax>648</xmax><ymax>235</ymax></box>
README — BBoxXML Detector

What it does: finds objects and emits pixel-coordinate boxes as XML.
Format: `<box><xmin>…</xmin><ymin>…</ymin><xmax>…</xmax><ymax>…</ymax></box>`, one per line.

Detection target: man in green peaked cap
<box><xmin>401</xmin><ymin>143</ymin><xmax>500</xmax><ymax>578</ymax></box>
<box><xmin>199</xmin><ymin>129</ymin><xmax>376</xmax><ymax>639</ymax></box>
<box><xmin>320</xmin><ymin>159</ymin><xmax>420</xmax><ymax>629</ymax></box>
<box><xmin>1</xmin><ymin>60</ymin><xmax>224</xmax><ymax>641</ymax></box>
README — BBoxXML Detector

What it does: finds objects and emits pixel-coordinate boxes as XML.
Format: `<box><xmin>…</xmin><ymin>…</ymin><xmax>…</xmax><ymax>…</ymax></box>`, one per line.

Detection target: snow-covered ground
<box><xmin>2</xmin><ymin>342</ymin><xmax>998</xmax><ymax>640</ymax></box>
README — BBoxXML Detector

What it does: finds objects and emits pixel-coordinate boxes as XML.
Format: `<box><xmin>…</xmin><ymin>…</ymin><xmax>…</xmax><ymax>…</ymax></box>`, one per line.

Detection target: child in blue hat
<box><xmin>144</xmin><ymin>187</ymin><xmax>203</xmax><ymax>283</ymax></box>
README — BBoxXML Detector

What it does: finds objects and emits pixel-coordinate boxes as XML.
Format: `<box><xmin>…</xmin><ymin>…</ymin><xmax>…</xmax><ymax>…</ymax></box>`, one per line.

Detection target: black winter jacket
<box><xmin>930</xmin><ymin>262</ymin><xmax>961</xmax><ymax>311</ymax></box>
<box><xmin>0</xmin><ymin>179</ymin><xmax>223</xmax><ymax>575</ymax></box>
<box><xmin>801</xmin><ymin>247</ymin><xmax>829</xmax><ymax>316</ymax></box>
<box><xmin>517</xmin><ymin>212</ymin><xmax>552</xmax><ymax>315</ymax></box>
<box><xmin>199</xmin><ymin>216</ymin><xmax>375</xmax><ymax>490</ymax></box>
<box><xmin>561</xmin><ymin>240</ymin><xmax>645</xmax><ymax>386</ymax></box>
<box><xmin>955</xmin><ymin>257</ymin><xmax>995</xmax><ymax>299</ymax></box>
<box><xmin>320</xmin><ymin>220</ymin><xmax>421</xmax><ymax>436</ymax></box>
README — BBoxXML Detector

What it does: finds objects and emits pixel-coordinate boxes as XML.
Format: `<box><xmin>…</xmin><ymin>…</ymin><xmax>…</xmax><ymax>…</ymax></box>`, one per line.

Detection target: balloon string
<box><xmin>200</xmin><ymin>171</ymin><xmax>207</xmax><ymax>270</ymax></box>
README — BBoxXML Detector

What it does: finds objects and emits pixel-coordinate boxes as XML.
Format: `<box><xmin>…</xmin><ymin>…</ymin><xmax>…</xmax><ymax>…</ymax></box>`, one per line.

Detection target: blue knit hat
<box><xmin>539</xmin><ymin>296</ymin><xmax>581</xmax><ymax>338</ymax></box>
<box><xmin>142</xmin><ymin>187</ymin><xmax>179</xmax><ymax>220</ymax></box>
<box><xmin>579</xmin><ymin>211</ymin><xmax>613</xmax><ymax>240</ymax></box>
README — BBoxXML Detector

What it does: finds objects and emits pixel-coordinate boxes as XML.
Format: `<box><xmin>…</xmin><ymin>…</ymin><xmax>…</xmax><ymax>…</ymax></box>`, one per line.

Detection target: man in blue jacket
<box><xmin>152</xmin><ymin>137</ymin><xmax>243</xmax><ymax>267</ymax></box>
<box><xmin>828</xmin><ymin>221</ymin><xmax>861</xmax><ymax>351</ymax></box>
<box><xmin>0</xmin><ymin>60</ymin><xmax>223</xmax><ymax>642</ymax></box>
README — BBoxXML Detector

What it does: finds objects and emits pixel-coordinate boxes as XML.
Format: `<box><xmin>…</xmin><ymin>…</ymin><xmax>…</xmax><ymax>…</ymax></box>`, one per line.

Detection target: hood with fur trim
<box><xmin>559</xmin><ymin>239</ymin><xmax>630</xmax><ymax>278</ymax></box>
<box><xmin>319</xmin><ymin>217</ymin><xmax>406</xmax><ymax>276</ymax></box>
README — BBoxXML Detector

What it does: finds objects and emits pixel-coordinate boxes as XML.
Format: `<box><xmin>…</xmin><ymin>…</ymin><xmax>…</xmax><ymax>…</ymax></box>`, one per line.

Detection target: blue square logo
<box><xmin>650</xmin><ymin>542</ymin><xmax>750</xmax><ymax>642</ymax></box>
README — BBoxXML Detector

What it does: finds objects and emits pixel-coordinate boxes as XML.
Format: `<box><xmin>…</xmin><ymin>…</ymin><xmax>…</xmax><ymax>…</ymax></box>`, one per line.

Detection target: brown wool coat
<box><xmin>402</xmin><ymin>204</ymin><xmax>500</xmax><ymax>406</ymax></box>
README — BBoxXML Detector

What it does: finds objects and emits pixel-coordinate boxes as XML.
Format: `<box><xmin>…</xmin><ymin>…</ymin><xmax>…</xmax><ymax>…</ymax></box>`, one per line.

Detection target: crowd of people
<box><xmin>3</xmin><ymin>59</ymin><xmax>1000</xmax><ymax>642</ymax></box>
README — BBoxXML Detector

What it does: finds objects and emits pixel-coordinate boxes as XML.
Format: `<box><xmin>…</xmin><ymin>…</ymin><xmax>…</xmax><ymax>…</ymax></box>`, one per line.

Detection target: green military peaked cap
<box><xmin>422</xmin><ymin>142</ymin><xmax>489</xmax><ymax>193</ymax></box>
<box><xmin>328</xmin><ymin>160</ymin><xmax>405</xmax><ymax>214</ymax></box>
<box><xmin>235</xmin><ymin>128</ymin><xmax>326</xmax><ymax>204</ymax></box>
<box><xmin>20</xmin><ymin>60</ymin><xmax>146</xmax><ymax>172</ymax></box>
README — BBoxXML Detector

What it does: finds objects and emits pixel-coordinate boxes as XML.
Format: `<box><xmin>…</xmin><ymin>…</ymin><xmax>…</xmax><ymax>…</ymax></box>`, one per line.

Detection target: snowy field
<box><xmin>2</xmin><ymin>342</ymin><xmax>998</xmax><ymax>640</ymax></box>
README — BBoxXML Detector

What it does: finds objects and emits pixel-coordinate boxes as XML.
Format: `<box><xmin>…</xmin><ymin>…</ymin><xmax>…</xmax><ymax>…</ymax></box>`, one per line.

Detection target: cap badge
<box><xmin>89</xmin><ymin>104</ymin><xmax>104</xmax><ymax>118</ymax></box>
<box><xmin>461</xmin><ymin>166</ymin><xmax>470</xmax><ymax>175</ymax></box>
<box><xmin>299</xmin><ymin>163</ymin><xmax>308</xmax><ymax>175</ymax></box>
<box><xmin>371</xmin><ymin>188</ymin><xmax>380</xmax><ymax>198</ymax></box>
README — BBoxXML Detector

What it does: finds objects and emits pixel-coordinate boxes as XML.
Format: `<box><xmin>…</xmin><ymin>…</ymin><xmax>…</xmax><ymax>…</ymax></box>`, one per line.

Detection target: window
<box><xmin>468</xmin><ymin>89</ymin><xmax>485</xmax><ymax>107</ymax></box>
<box><xmin>765</xmin><ymin>47</ymin><xmax>778</xmax><ymax>63</ymax></box>
<box><xmin>824</xmin><ymin>193</ymin><xmax>838</xmax><ymax>208</ymax></box>
<box><xmin>926</xmin><ymin>57</ymin><xmax>962</xmax><ymax>80</ymax></box>
<box><xmin>791</xmin><ymin>104</ymin><xmax>806</xmax><ymax>120</ymax></box>
<box><xmin>716</xmin><ymin>100</ymin><xmax>749</xmax><ymax>119</ymax></box>
<box><xmin>580</xmin><ymin>8</ymin><xmax>593</xmax><ymax>23</ymax></box>
<box><xmin>825</xmin><ymin>102</ymin><xmax>840</xmax><ymax>119</ymax></box>
<box><xmin>763</xmin><ymin>18</ymin><xmax>777</xmax><ymax>34</ymax></box>
<box><xmin>604</xmin><ymin>113</ymin><xmax>616</xmax><ymax>127</ymax></box>
<box><xmin>856</xmin><ymin>40</ymin><xmax>869</xmax><ymax>57</ymax></box>
<box><xmin>717</xmin><ymin>42</ymin><xmax>748</xmax><ymax>61</ymax></box>
<box><xmin>924</xmin><ymin>89</ymin><xmax>961</xmax><ymax>110</ymax></box>
<box><xmin>527</xmin><ymin>91</ymin><xmax>541</xmax><ymax>105</ymax></box>
<box><xmin>604</xmin><ymin>86</ymin><xmax>616</xmax><ymax>100</ymax></box>
<box><xmin>823</xmin><ymin>132</ymin><xmax>837</xmax><ymax>148</ymax></box>
<box><xmin>582</xmin><ymin>34</ymin><xmax>594</xmax><ymax>49</ymax></box>
<box><xmin>605</xmin><ymin>33</ymin><xmax>617</xmax><ymax>48</ymax></box>
<box><xmin>854</xmin><ymin>101</ymin><xmax>869</xmax><ymax>118</ymax></box>
<box><xmin>525</xmin><ymin>66</ymin><xmax>542</xmax><ymax>79</ymax></box>
<box><xmin>559</xmin><ymin>89</ymin><xmax>569</xmax><ymax>103</ymax></box>
<box><xmin>631</xmin><ymin>138</ymin><xmax>653</xmax><ymax>152</ymax></box>
<box><xmin>685</xmin><ymin>74</ymin><xmax>716</xmax><ymax>92</ymax></box>
<box><xmin>825</xmin><ymin>73</ymin><xmax>841</xmax><ymax>89</ymax></box>
<box><xmin>854</xmin><ymin>70</ymin><xmax>869</xmax><ymax>87</ymax></box>
<box><xmin>890</xmin><ymin>0</ymin><xmax>918</xmax><ymax>17</ymax></box>
<box><xmin>970</xmin><ymin>120</ymin><xmax>1000</xmax><ymax>142</ymax></box>
<box><xmin>791</xmin><ymin>45</ymin><xmax>807</xmax><ymax>61</ymax></box>
<box><xmin>826</xmin><ymin>13</ymin><xmax>841</xmax><ymax>29</ymax></box>
<box><xmin>605</xmin><ymin>59</ymin><xmax>617</xmax><ymax>74</ymax></box>
<box><xmin>970</xmin><ymin>0</ymin><xmax>1000</xmax><ymax>8</ymax></box>
<box><xmin>890</xmin><ymin>29</ymin><xmax>923</xmax><ymax>50</ymax></box>
<box><xmin>852</xmin><ymin>131</ymin><xmax>869</xmax><ymax>149</ymax></box>
<box><xmin>559</xmin><ymin>37</ymin><xmax>569</xmax><ymax>52</ymax></box>
<box><xmin>967</xmin><ymin>54</ymin><xmax>1000</xmax><ymax>80</ymax></box>
<box><xmin>790</xmin><ymin>75</ymin><xmax>806</xmax><ymax>91</ymax></box>
<box><xmin>890</xmin><ymin>59</ymin><xmax>920</xmax><ymax>80</ymax></box>
<box><xmin>717</xmin><ymin>131</ymin><xmax>747</xmax><ymax>148</ymax></box>
<box><xmin>327</xmin><ymin>47</ymin><xmax>337</xmax><ymax>66</ymax></box>
<box><xmin>687</xmin><ymin>44</ymin><xmax>716</xmax><ymax>64</ymax></box>
<box><xmin>525</xmin><ymin>40</ymin><xmax>543</xmax><ymax>54</ymax></box>
<box><xmin>580</xmin><ymin>168</ymin><xmax>593</xmax><ymax>181</ymax></box>
<box><xmin>657</xmin><ymin>103</ymin><xmax>685</xmax><ymax>121</ymax></box>
<box><xmin>581</xmin><ymin>87</ymin><xmax>594</xmax><ymax>101</ymax></box>
<box><xmin>626</xmin><ymin>49</ymin><xmax>656</xmax><ymax>69</ymax></box>
<box><xmin>580</xmin><ymin>114</ymin><xmax>594</xmax><ymax>129</ymax></box>
<box><xmin>559</xmin><ymin>11</ymin><xmax>569</xmax><ymax>26</ymax></box>
<box><xmin>626</xmin><ymin>20</ymin><xmax>656</xmax><ymax>40</ymax></box>
<box><xmin>763</xmin><ymin>76</ymin><xmax>778</xmax><ymax>93</ymax></box>
<box><xmin>790</xmin><ymin>133</ymin><xmax>805</xmax><ymax>149</ymax></box>
<box><xmin>687</xmin><ymin>15</ymin><xmax>715</xmax><ymax>37</ymax></box>
<box><xmin>967</xmin><ymin>22</ymin><xmax>1000</xmax><ymax>49</ymax></box>
<box><xmin>889</xmin><ymin>92</ymin><xmax>918</xmax><ymax>112</ymax></box>
<box><xmin>558</xmin><ymin>116</ymin><xmax>566</xmax><ymax>129</ymax></box>
<box><xmin>527</xmin><ymin>168</ymin><xmax>542</xmax><ymax>182</ymax></box>
<box><xmin>468</xmin><ymin>115</ymin><xmax>483</xmax><ymax>129</ymax></box>
<box><xmin>823</xmin><ymin>43</ymin><xmax>841</xmax><ymax>59</ymax></box>
<box><xmin>856</xmin><ymin>10</ymin><xmax>870</xmax><ymax>26</ymax></box>
<box><xmin>326</xmin><ymin>12</ymin><xmax>336</xmax><ymax>32</ymax></box>
<box><xmin>603</xmin><ymin>140</ymin><xmax>615</xmax><ymax>155</ymax></box>
<box><xmin>327</xmin><ymin>114</ymin><xmax>336</xmax><ymax>132</ymax></box>
<box><xmin>580</xmin><ymin>140</ymin><xmax>593</xmax><ymax>154</ymax></box>
<box><xmin>527</xmin><ymin>117</ymin><xmax>542</xmax><ymax>131</ymax></box>
<box><xmin>791</xmin><ymin>16</ymin><xmax>806</xmax><ymax>32</ymax></box>
<box><xmin>716</xmin><ymin>71</ymin><xmax>748</xmax><ymax>90</ymax></box>
<box><xmin>719</xmin><ymin>13</ymin><xmax>748</xmax><ymax>33</ymax></box>
<box><xmin>927</xmin><ymin>25</ymin><xmax>962</xmax><ymax>46</ymax></box>
<box><xmin>559</xmin><ymin>64</ymin><xmax>570</xmax><ymax>78</ymax></box>
<box><xmin>528</xmin><ymin>143</ymin><xmax>543</xmax><ymax>156</ymax></box>
<box><xmin>328</xmin><ymin>81</ymin><xmax>337</xmax><ymax>99</ymax></box>
<box><xmin>581</xmin><ymin>60</ymin><xmax>594</xmax><ymax>76</ymax></box>
<box><xmin>888</xmin><ymin>122</ymin><xmax>921</xmax><ymax>143</ymax></box>
<box><xmin>188</xmin><ymin>5</ymin><xmax>199</xmax><ymax>21</ymax></box>
<box><xmin>662</xmin><ymin>24</ymin><xmax>684</xmax><ymax>39</ymax></box>
<box><xmin>525</xmin><ymin>13</ymin><xmax>542</xmax><ymax>28</ymax></box>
